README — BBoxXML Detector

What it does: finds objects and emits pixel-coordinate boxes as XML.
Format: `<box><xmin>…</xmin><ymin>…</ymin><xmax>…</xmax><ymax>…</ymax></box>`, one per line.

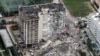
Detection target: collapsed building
<box><xmin>19</xmin><ymin>3</ymin><xmax>66</xmax><ymax>48</ymax></box>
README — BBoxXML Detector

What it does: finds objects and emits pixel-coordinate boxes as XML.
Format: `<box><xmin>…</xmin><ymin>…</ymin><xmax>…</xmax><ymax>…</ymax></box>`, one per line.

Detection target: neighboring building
<box><xmin>6</xmin><ymin>25</ymin><xmax>17</xmax><ymax>45</ymax></box>
<box><xmin>87</xmin><ymin>12</ymin><xmax>100</xmax><ymax>55</ymax></box>
<box><xmin>0</xmin><ymin>29</ymin><xmax>13</xmax><ymax>48</ymax></box>
<box><xmin>90</xmin><ymin>0</ymin><xmax>100</xmax><ymax>10</ymax></box>
<box><xmin>0</xmin><ymin>0</ymin><xmax>32</xmax><ymax>13</ymax></box>
<box><xmin>19</xmin><ymin>3</ymin><xmax>66</xmax><ymax>48</ymax></box>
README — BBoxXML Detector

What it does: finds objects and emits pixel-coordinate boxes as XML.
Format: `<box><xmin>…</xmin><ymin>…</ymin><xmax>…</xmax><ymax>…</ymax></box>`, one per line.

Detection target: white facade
<box><xmin>23</xmin><ymin>20</ymin><xmax>38</xmax><ymax>46</ymax></box>
<box><xmin>87</xmin><ymin>13</ymin><xmax>100</xmax><ymax>44</ymax></box>
<box><xmin>6</xmin><ymin>26</ymin><xmax>17</xmax><ymax>45</ymax></box>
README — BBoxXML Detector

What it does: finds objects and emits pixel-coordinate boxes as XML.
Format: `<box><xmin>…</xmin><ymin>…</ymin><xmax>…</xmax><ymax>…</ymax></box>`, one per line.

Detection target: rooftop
<box><xmin>89</xmin><ymin>12</ymin><xmax>100</xmax><ymax>24</ymax></box>
<box><xmin>0</xmin><ymin>29</ymin><xmax>13</xmax><ymax>48</ymax></box>
<box><xmin>19</xmin><ymin>3</ymin><xmax>65</xmax><ymax>20</ymax></box>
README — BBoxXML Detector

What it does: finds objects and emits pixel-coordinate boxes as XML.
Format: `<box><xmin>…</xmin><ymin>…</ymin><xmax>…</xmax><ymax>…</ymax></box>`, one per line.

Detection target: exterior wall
<box><xmin>38</xmin><ymin>12</ymin><xmax>43</xmax><ymax>41</ymax></box>
<box><xmin>19</xmin><ymin>10</ymin><xmax>39</xmax><ymax>47</ymax></box>
<box><xmin>87</xmin><ymin>14</ymin><xmax>100</xmax><ymax>44</ymax></box>
<box><xmin>23</xmin><ymin>20</ymin><xmax>38</xmax><ymax>47</ymax></box>
<box><xmin>87</xmin><ymin>12</ymin><xmax>100</xmax><ymax>55</ymax></box>
<box><xmin>88</xmin><ymin>18</ymin><xmax>97</xmax><ymax>37</ymax></box>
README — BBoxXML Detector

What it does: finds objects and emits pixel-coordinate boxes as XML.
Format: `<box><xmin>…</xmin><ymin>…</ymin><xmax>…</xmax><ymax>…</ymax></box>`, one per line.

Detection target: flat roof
<box><xmin>0</xmin><ymin>29</ymin><xmax>13</xmax><ymax>48</ymax></box>
<box><xmin>19</xmin><ymin>3</ymin><xmax>65</xmax><ymax>20</ymax></box>
<box><xmin>89</xmin><ymin>13</ymin><xmax>100</xmax><ymax>28</ymax></box>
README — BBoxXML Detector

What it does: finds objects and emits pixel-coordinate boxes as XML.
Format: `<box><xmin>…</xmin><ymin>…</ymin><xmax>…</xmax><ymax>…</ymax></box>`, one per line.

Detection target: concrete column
<box><xmin>23</xmin><ymin>22</ymin><xmax>26</xmax><ymax>43</ymax></box>
<box><xmin>25</xmin><ymin>23</ymin><xmax>28</xmax><ymax>48</ymax></box>
<box><xmin>29</xmin><ymin>21</ymin><xmax>31</xmax><ymax>44</ymax></box>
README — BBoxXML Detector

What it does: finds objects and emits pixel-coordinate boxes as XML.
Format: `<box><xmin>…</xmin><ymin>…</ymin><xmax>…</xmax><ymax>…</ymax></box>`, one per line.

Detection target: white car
<box><xmin>30</xmin><ymin>52</ymin><xmax>34</xmax><ymax>56</ymax></box>
<box><xmin>29</xmin><ymin>49</ymin><xmax>33</xmax><ymax>52</ymax></box>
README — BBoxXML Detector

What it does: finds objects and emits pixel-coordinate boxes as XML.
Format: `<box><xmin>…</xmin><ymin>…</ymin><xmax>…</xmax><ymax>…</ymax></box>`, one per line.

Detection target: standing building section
<box><xmin>19</xmin><ymin>3</ymin><xmax>66</xmax><ymax>48</ymax></box>
<box><xmin>19</xmin><ymin>6</ymin><xmax>39</xmax><ymax>48</ymax></box>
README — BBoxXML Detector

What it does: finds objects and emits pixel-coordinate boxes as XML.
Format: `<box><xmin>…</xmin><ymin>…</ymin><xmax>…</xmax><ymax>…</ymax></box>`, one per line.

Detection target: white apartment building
<box><xmin>87</xmin><ymin>12</ymin><xmax>100</xmax><ymax>55</ymax></box>
<box><xmin>87</xmin><ymin>12</ymin><xmax>100</xmax><ymax>44</ymax></box>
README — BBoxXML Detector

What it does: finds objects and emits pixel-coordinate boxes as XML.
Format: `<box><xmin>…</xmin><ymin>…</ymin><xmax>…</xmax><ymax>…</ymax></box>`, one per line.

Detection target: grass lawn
<box><xmin>63</xmin><ymin>0</ymin><xmax>92</xmax><ymax>17</ymax></box>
